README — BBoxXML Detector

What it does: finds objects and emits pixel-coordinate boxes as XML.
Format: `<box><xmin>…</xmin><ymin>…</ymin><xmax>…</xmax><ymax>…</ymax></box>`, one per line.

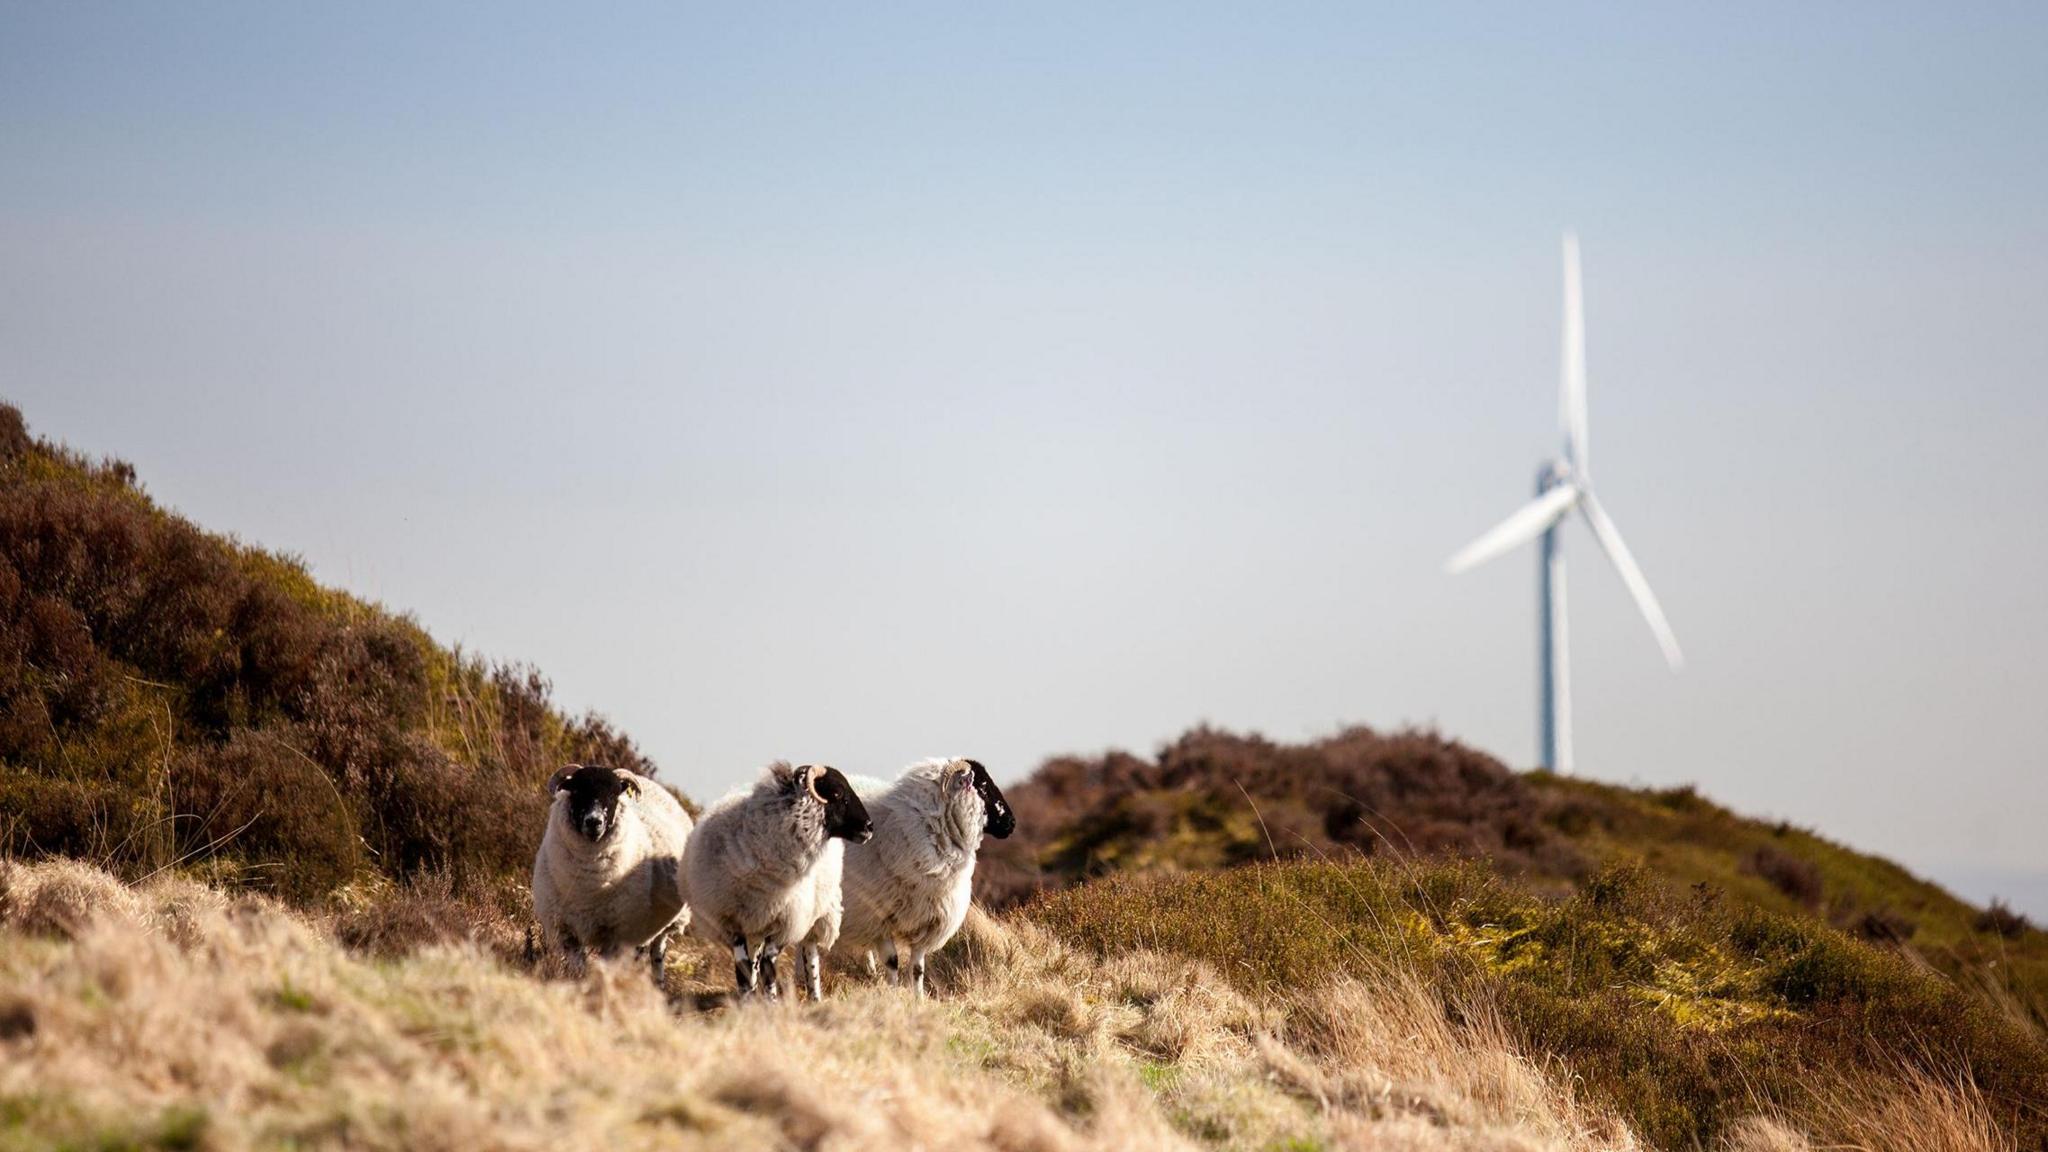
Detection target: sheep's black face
<box><xmin>967</xmin><ymin>759</ymin><xmax>1015</xmax><ymax>839</ymax></box>
<box><xmin>808</xmin><ymin>766</ymin><xmax>873</xmax><ymax>844</ymax></box>
<box><xmin>551</xmin><ymin>764</ymin><xmax>635</xmax><ymax>842</ymax></box>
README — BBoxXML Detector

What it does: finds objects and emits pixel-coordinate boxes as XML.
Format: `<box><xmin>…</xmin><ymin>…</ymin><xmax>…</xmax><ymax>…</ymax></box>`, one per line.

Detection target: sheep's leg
<box><xmin>883</xmin><ymin>939</ymin><xmax>902</xmax><ymax>987</ymax></box>
<box><xmin>560</xmin><ymin>928</ymin><xmax>589</xmax><ymax>979</ymax></box>
<box><xmin>648</xmin><ymin>929</ymin><xmax>672</xmax><ymax>989</ymax></box>
<box><xmin>911</xmin><ymin>948</ymin><xmax>928</xmax><ymax>999</ymax></box>
<box><xmin>731</xmin><ymin>938</ymin><xmax>755</xmax><ymax>996</ymax></box>
<box><xmin>864</xmin><ymin>949</ymin><xmax>878</xmax><ymax>979</ymax></box>
<box><xmin>758</xmin><ymin>944</ymin><xmax>783</xmax><ymax>999</ymax></box>
<box><xmin>800</xmin><ymin>944</ymin><xmax>824</xmax><ymax>1002</ymax></box>
<box><xmin>792</xmin><ymin>943</ymin><xmax>813</xmax><ymax>1001</ymax></box>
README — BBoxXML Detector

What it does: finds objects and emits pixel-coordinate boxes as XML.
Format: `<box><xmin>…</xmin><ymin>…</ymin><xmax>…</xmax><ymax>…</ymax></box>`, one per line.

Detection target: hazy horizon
<box><xmin>4</xmin><ymin>4</ymin><xmax>2044</xmax><ymax>915</ymax></box>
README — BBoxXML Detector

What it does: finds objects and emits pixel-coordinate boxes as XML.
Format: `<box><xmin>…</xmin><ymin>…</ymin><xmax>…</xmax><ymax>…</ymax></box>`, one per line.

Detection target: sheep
<box><xmin>838</xmin><ymin>757</ymin><xmax>1014</xmax><ymax>997</ymax></box>
<box><xmin>530</xmin><ymin>763</ymin><xmax>694</xmax><ymax>985</ymax></box>
<box><xmin>682</xmin><ymin>761</ymin><xmax>873</xmax><ymax>999</ymax></box>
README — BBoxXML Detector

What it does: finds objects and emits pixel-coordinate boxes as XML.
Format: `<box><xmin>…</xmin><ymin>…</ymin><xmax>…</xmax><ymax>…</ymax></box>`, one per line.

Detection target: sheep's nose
<box><xmin>581</xmin><ymin>816</ymin><xmax>605</xmax><ymax>838</ymax></box>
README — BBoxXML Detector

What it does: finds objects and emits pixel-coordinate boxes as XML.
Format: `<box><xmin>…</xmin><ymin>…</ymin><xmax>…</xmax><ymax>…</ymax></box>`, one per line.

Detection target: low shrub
<box><xmin>1979</xmin><ymin>900</ymin><xmax>2033</xmax><ymax>941</ymax></box>
<box><xmin>172</xmin><ymin>728</ymin><xmax>363</xmax><ymax>902</ymax></box>
<box><xmin>1851</xmin><ymin>905</ymin><xmax>1917</xmax><ymax>944</ymax></box>
<box><xmin>1744</xmin><ymin>844</ymin><xmax>1825</xmax><ymax>910</ymax></box>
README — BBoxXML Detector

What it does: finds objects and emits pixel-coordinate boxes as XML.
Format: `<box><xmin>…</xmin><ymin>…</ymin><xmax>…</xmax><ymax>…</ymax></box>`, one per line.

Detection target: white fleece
<box><xmin>530</xmin><ymin>777</ymin><xmax>692</xmax><ymax>960</ymax></box>
<box><xmin>838</xmin><ymin>757</ymin><xmax>987</xmax><ymax>964</ymax></box>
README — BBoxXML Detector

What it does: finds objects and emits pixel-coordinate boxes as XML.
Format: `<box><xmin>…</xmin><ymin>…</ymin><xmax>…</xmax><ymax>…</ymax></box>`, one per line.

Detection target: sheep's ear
<box><xmin>547</xmin><ymin>764</ymin><xmax>581</xmax><ymax>795</ymax></box>
<box><xmin>618</xmin><ymin>771</ymin><xmax>642</xmax><ymax>795</ymax></box>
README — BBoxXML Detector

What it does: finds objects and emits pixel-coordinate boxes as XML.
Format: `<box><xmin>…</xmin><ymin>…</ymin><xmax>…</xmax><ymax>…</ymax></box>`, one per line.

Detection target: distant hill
<box><xmin>976</xmin><ymin>725</ymin><xmax>2047</xmax><ymax>1032</ymax></box>
<box><xmin>0</xmin><ymin>403</ymin><xmax>667</xmax><ymax>902</ymax></box>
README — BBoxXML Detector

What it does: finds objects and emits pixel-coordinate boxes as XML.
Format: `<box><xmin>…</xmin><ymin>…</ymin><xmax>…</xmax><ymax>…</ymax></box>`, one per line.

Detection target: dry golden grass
<box><xmin>1712</xmin><ymin>1070</ymin><xmax>2020</xmax><ymax>1152</ymax></box>
<box><xmin>0</xmin><ymin>860</ymin><xmax>2016</xmax><ymax>1152</ymax></box>
<box><xmin>1</xmin><ymin>859</ymin><xmax>1654</xmax><ymax>1152</ymax></box>
<box><xmin>1762</xmin><ymin>1066</ymin><xmax>2018</xmax><ymax>1152</ymax></box>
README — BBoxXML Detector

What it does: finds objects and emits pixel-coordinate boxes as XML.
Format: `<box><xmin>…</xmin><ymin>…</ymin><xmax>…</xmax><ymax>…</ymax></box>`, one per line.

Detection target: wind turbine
<box><xmin>1444</xmin><ymin>234</ymin><xmax>1682</xmax><ymax>774</ymax></box>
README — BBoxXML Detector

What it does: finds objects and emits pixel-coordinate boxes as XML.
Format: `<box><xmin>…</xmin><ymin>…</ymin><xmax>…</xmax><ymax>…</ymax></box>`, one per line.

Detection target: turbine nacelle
<box><xmin>1537</xmin><ymin>459</ymin><xmax>1574</xmax><ymax>495</ymax></box>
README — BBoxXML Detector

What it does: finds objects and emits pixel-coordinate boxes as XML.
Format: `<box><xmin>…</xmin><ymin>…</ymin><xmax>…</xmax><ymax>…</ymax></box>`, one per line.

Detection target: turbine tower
<box><xmin>1445</xmin><ymin>234</ymin><xmax>1683</xmax><ymax>773</ymax></box>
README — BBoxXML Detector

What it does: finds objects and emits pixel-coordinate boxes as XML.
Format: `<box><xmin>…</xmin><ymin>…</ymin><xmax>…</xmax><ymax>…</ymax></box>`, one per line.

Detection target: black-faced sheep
<box><xmin>682</xmin><ymin>761</ymin><xmax>872</xmax><ymax>999</ymax></box>
<box><xmin>839</xmin><ymin>757</ymin><xmax>1013</xmax><ymax>996</ymax></box>
<box><xmin>531</xmin><ymin>763</ymin><xmax>694</xmax><ymax>984</ymax></box>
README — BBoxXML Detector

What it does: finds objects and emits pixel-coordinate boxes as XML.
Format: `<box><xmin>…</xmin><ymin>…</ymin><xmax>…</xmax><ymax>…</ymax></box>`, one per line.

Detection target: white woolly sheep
<box><xmin>682</xmin><ymin>761</ymin><xmax>872</xmax><ymax>999</ymax></box>
<box><xmin>838</xmin><ymin>757</ymin><xmax>1014</xmax><ymax>996</ymax></box>
<box><xmin>531</xmin><ymin>763</ymin><xmax>694</xmax><ymax>984</ymax></box>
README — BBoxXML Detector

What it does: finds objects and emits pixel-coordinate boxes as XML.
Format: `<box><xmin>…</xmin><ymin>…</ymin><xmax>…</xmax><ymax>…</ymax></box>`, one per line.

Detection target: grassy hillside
<box><xmin>0</xmin><ymin>403</ymin><xmax>660</xmax><ymax>904</ymax></box>
<box><xmin>975</xmin><ymin>727</ymin><xmax>2048</xmax><ymax>1035</ymax></box>
<box><xmin>2</xmin><ymin>405</ymin><xmax>2042</xmax><ymax>1150</ymax></box>
<box><xmin>1531</xmin><ymin>774</ymin><xmax>2045</xmax><ymax>1025</ymax></box>
<box><xmin>1029</xmin><ymin>857</ymin><xmax>2046</xmax><ymax>1150</ymax></box>
<box><xmin>1</xmin><ymin>857</ymin><xmax>2025</xmax><ymax>1152</ymax></box>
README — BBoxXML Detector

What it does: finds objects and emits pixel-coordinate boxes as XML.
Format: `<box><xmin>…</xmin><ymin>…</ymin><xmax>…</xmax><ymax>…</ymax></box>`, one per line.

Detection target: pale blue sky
<box><xmin>4</xmin><ymin>4</ymin><xmax>2045</xmax><ymax>913</ymax></box>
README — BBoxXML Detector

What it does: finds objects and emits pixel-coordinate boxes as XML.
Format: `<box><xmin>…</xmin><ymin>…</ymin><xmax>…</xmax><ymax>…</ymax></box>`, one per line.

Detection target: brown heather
<box><xmin>0</xmin><ymin>403</ymin><xmax>657</xmax><ymax>903</ymax></box>
<box><xmin>976</xmin><ymin>725</ymin><xmax>1581</xmax><ymax>908</ymax></box>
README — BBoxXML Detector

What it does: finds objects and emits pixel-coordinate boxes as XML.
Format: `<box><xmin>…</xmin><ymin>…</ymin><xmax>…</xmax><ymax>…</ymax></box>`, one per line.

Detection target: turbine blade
<box><xmin>1562</xmin><ymin>232</ymin><xmax>1590</xmax><ymax>474</ymax></box>
<box><xmin>1577</xmin><ymin>490</ymin><xmax>1683</xmax><ymax>669</ymax></box>
<box><xmin>1444</xmin><ymin>483</ymin><xmax>1580</xmax><ymax>575</ymax></box>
